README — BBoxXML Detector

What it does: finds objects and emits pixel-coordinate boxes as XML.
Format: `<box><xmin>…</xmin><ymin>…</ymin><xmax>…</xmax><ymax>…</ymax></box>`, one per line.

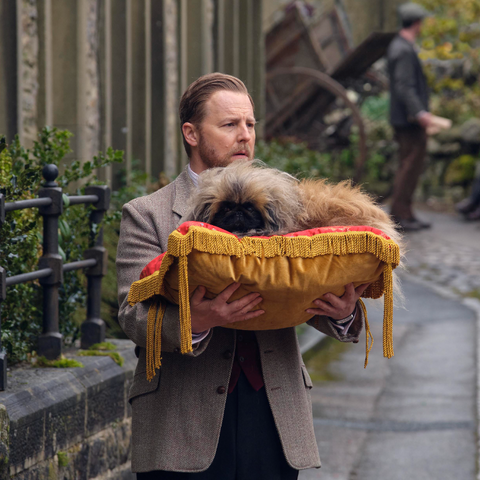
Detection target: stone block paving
<box><xmin>299</xmin><ymin>208</ymin><xmax>479</xmax><ymax>480</ymax></box>
<box><xmin>403</xmin><ymin>209</ymin><xmax>480</xmax><ymax>296</ymax></box>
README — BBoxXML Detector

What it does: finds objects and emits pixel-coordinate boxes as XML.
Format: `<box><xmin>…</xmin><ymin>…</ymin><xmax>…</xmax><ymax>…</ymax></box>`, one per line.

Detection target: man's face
<box><xmin>196</xmin><ymin>90</ymin><xmax>256</xmax><ymax>169</ymax></box>
<box><xmin>412</xmin><ymin>19</ymin><xmax>423</xmax><ymax>36</ymax></box>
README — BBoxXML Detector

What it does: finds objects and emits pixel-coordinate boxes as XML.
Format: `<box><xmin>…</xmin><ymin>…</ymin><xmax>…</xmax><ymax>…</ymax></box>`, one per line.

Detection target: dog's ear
<box><xmin>265</xmin><ymin>206</ymin><xmax>280</xmax><ymax>232</ymax></box>
<box><xmin>194</xmin><ymin>202</ymin><xmax>213</xmax><ymax>223</ymax></box>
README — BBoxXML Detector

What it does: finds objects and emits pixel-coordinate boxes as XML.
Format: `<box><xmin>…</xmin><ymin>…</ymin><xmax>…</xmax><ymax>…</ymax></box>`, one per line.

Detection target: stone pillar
<box><xmin>0</xmin><ymin>0</ymin><xmax>18</xmax><ymax>142</ymax></box>
<box><xmin>37</xmin><ymin>0</ymin><xmax>53</xmax><ymax>130</ymax></box>
<box><xmin>50</xmin><ymin>0</ymin><xmax>100</xmax><ymax>164</ymax></box>
<box><xmin>98</xmin><ymin>0</ymin><xmax>113</xmax><ymax>187</ymax></box>
<box><xmin>164</xmin><ymin>0</ymin><xmax>181</xmax><ymax>176</ymax></box>
<box><xmin>85</xmin><ymin>0</ymin><xmax>100</xmax><ymax>162</ymax></box>
<box><xmin>129</xmin><ymin>0</ymin><xmax>147</xmax><ymax>176</ymax></box>
<box><xmin>17</xmin><ymin>0</ymin><xmax>40</xmax><ymax>148</ymax></box>
<box><xmin>151</xmin><ymin>0</ymin><xmax>165</xmax><ymax>180</ymax></box>
<box><xmin>223</xmin><ymin>0</ymin><xmax>240</xmax><ymax>77</ymax></box>
<box><xmin>110</xmin><ymin>0</ymin><xmax>128</xmax><ymax>190</ymax></box>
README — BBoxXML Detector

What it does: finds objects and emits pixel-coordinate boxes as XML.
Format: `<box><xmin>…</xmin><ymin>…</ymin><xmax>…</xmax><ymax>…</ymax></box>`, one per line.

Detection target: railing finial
<box><xmin>42</xmin><ymin>164</ymin><xmax>59</xmax><ymax>187</ymax></box>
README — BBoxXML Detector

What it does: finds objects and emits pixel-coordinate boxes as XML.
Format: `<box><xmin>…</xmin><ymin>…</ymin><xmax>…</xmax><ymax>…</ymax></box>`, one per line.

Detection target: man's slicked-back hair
<box><xmin>179</xmin><ymin>72</ymin><xmax>254</xmax><ymax>157</ymax></box>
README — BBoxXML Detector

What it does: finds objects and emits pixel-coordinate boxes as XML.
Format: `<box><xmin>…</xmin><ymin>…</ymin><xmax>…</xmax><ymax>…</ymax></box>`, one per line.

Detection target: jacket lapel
<box><xmin>172</xmin><ymin>169</ymin><xmax>195</xmax><ymax>226</ymax></box>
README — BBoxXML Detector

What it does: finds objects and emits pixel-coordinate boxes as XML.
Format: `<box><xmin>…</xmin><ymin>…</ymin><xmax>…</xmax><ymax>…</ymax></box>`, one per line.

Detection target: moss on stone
<box><xmin>88</xmin><ymin>342</ymin><xmax>117</xmax><ymax>351</ymax></box>
<box><xmin>57</xmin><ymin>451</ymin><xmax>69</xmax><ymax>468</ymax></box>
<box><xmin>78</xmin><ymin>350</ymin><xmax>124</xmax><ymax>366</ymax></box>
<box><xmin>37</xmin><ymin>356</ymin><xmax>84</xmax><ymax>368</ymax></box>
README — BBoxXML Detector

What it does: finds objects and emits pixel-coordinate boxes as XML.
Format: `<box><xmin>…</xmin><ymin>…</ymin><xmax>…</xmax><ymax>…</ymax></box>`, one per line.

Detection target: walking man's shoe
<box><xmin>395</xmin><ymin>218</ymin><xmax>423</xmax><ymax>232</ymax></box>
<box><xmin>467</xmin><ymin>206</ymin><xmax>480</xmax><ymax>221</ymax></box>
<box><xmin>456</xmin><ymin>198</ymin><xmax>477</xmax><ymax>215</ymax></box>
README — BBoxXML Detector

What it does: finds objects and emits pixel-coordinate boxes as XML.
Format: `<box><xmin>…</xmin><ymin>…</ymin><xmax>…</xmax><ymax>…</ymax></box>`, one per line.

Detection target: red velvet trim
<box><xmin>140</xmin><ymin>252</ymin><xmax>166</xmax><ymax>279</ymax></box>
<box><xmin>176</xmin><ymin>221</ymin><xmax>390</xmax><ymax>240</ymax></box>
<box><xmin>139</xmin><ymin>221</ymin><xmax>392</xmax><ymax>279</ymax></box>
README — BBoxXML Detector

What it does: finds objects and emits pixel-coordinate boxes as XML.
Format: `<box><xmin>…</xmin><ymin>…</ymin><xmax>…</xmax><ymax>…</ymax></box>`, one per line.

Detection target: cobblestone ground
<box><xmin>402</xmin><ymin>209</ymin><xmax>480</xmax><ymax>296</ymax></box>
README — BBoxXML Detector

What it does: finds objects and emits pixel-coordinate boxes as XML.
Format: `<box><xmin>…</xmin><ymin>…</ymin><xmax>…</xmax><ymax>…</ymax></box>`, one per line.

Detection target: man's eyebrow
<box><xmin>220</xmin><ymin>117</ymin><xmax>257</xmax><ymax>123</ymax></box>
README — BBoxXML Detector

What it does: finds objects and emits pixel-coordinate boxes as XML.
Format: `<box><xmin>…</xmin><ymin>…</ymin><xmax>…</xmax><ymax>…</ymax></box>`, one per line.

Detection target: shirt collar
<box><xmin>187</xmin><ymin>163</ymin><xmax>199</xmax><ymax>188</ymax></box>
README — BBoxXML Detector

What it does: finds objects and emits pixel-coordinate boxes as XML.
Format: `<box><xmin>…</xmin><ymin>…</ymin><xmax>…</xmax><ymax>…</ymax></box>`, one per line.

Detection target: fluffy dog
<box><xmin>186</xmin><ymin>160</ymin><xmax>403</xmax><ymax>249</ymax></box>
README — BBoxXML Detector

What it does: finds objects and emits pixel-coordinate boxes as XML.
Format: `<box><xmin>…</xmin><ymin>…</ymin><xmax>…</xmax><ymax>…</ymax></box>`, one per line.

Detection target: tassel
<box><xmin>154</xmin><ymin>300</ymin><xmax>166</xmax><ymax>371</ymax></box>
<box><xmin>146</xmin><ymin>300</ymin><xmax>160</xmax><ymax>381</ymax></box>
<box><xmin>358</xmin><ymin>298</ymin><xmax>373</xmax><ymax>368</ymax></box>
<box><xmin>382</xmin><ymin>263</ymin><xmax>394</xmax><ymax>359</ymax></box>
<box><xmin>178</xmin><ymin>255</ymin><xmax>193</xmax><ymax>355</ymax></box>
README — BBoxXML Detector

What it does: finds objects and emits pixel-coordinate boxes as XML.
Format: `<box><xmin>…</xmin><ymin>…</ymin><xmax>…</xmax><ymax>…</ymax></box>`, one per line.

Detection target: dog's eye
<box><xmin>223</xmin><ymin>206</ymin><xmax>231</xmax><ymax>213</ymax></box>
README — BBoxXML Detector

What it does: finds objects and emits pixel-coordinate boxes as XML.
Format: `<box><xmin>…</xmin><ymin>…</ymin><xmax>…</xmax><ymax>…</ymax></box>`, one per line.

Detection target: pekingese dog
<box><xmin>185</xmin><ymin>160</ymin><xmax>402</xmax><ymax>248</ymax></box>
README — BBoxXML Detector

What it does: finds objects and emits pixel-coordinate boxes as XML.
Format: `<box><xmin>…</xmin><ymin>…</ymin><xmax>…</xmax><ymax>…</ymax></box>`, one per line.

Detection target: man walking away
<box><xmin>388</xmin><ymin>2</ymin><xmax>432</xmax><ymax>231</ymax></box>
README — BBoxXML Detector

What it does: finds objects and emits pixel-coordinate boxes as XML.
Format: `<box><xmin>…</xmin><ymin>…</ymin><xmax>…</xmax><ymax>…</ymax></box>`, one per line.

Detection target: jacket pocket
<box><xmin>301</xmin><ymin>364</ymin><xmax>313</xmax><ymax>389</ymax></box>
<box><xmin>128</xmin><ymin>369</ymin><xmax>161</xmax><ymax>403</ymax></box>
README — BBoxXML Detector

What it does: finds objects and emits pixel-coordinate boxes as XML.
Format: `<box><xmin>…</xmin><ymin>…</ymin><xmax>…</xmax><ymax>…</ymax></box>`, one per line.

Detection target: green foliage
<box><xmin>78</xmin><ymin>349</ymin><xmax>124</xmax><ymax>366</ymax></box>
<box><xmin>37</xmin><ymin>356</ymin><xmax>84</xmax><ymax>368</ymax></box>
<box><xmin>256</xmin><ymin>121</ymin><xmax>396</xmax><ymax>199</ymax></box>
<box><xmin>255</xmin><ymin>138</ymin><xmax>356</xmax><ymax>181</ymax></box>
<box><xmin>444</xmin><ymin>154</ymin><xmax>477</xmax><ymax>185</ymax></box>
<box><xmin>101</xmin><ymin>164</ymin><xmax>152</xmax><ymax>338</ymax></box>
<box><xmin>57</xmin><ymin>451</ymin><xmax>69</xmax><ymax>468</ymax></box>
<box><xmin>416</xmin><ymin>0</ymin><xmax>480</xmax><ymax>124</ymax></box>
<box><xmin>0</xmin><ymin>127</ymin><xmax>123</xmax><ymax>363</ymax></box>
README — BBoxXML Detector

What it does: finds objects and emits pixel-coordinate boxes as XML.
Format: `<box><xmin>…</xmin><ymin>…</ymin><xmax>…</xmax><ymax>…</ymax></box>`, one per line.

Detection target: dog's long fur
<box><xmin>185</xmin><ymin>160</ymin><xmax>404</xmax><ymax>303</ymax></box>
<box><xmin>187</xmin><ymin>160</ymin><xmax>402</xmax><ymax>245</ymax></box>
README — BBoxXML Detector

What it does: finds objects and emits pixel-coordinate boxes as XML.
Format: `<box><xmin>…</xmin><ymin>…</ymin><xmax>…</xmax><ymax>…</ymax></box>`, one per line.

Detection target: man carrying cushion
<box><xmin>116</xmin><ymin>72</ymin><xmax>369</xmax><ymax>479</ymax></box>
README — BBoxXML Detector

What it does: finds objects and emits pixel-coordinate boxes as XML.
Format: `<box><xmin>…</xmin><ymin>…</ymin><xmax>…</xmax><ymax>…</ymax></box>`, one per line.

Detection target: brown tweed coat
<box><xmin>116</xmin><ymin>170</ymin><xmax>364</xmax><ymax>473</ymax></box>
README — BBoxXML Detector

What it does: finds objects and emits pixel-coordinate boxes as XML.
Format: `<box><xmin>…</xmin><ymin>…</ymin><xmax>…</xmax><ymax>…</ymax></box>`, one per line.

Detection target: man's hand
<box><xmin>306</xmin><ymin>283</ymin><xmax>370</xmax><ymax>320</ymax></box>
<box><xmin>417</xmin><ymin>111</ymin><xmax>433</xmax><ymax>129</ymax></box>
<box><xmin>190</xmin><ymin>282</ymin><xmax>265</xmax><ymax>333</ymax></box>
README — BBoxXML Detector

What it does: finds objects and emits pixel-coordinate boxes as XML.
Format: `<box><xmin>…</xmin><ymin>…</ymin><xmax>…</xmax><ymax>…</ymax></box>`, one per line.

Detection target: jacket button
<box><xmin>217</xmin><ymin>386</ymin><xmax>226</xmax><ymax>394</ymax></box>
<box><xmin>173</xmin><ymin>347</ymin><xmax>180</xmax><ymax>354</ymax></box>
<box><xmin>223</xmin><ymin>350</ymin><xmax>232</xmax><ymax>359</ymax></box>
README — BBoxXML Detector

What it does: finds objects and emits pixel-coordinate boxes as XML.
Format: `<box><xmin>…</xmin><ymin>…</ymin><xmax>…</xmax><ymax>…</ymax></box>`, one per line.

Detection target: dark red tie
<box><xmin>228</xmin><ymin>330</ymin><xmax>264</xmax><ymax>394</ymax></box>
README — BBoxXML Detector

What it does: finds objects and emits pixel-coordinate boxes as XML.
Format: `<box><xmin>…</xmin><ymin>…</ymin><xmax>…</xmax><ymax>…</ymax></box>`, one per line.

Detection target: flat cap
<box><xmin>398</xmin><ymin>2</ymin><xmax>430</xmax><ymax>23</ymax></box>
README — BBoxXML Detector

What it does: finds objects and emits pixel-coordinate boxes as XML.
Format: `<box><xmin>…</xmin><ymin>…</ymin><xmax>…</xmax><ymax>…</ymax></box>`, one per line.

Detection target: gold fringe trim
<box><xmin>129</xmin><ymin>226</ymin><xmax>400</xmax><ymax>379</ymax></box>
<box><xmin>178</xmin><ymin>255</ymin><xmax>193</xmax><ymax>355</ymax></box>
<box><xmin>146</xmin><ymin>299</ymin><xmax>166</xmax><ymax>381</ymax></box>
<box><xmin>382</xmin><ymin>263</ymin><xmax>394</xmax><ymax>359</ymax></box>
<box><xmin>359</xmin><ymin>299</ymin><xmax>373</xmax><ymax>368</ymax></box>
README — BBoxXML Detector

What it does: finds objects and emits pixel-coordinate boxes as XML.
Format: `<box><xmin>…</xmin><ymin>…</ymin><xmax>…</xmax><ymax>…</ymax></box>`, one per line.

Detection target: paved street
<box><xmin>300</xmin><ymin>209</ymin><xmax>479</xmax><ymax>480</ymax></box>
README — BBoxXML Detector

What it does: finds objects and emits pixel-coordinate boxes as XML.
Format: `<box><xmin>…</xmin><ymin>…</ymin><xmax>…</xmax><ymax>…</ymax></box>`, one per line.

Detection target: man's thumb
<box><xmin>190</xmin><ymin>285</ymin><xmax>207</xmax><ymax>304</ymax></box>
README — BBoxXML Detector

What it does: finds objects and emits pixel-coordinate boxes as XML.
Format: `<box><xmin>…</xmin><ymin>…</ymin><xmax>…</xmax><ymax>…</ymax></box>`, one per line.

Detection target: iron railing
<box><xmin>0</xmin><ymin>164</ymin><xmax>110</xmax><ymax>391</ymax></box>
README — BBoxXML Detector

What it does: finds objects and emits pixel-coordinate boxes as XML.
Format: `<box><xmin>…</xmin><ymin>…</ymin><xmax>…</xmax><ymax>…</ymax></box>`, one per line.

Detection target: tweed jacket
<box><xmin>387</xmin><ymin>34</ymin><xmax>429</xmax><ymax>127</ymax></box>
<box><xmin>116</xmin><ymin>170</ymin><xmax>364</xmax><ymax>473</ymax></box>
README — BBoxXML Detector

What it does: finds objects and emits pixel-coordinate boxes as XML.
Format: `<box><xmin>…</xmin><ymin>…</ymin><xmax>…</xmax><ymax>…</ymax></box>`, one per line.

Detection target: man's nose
<box><xmin>237</xmin><ymin>123</ymin><xmax>252</xmax><ymax>143</ymax></box>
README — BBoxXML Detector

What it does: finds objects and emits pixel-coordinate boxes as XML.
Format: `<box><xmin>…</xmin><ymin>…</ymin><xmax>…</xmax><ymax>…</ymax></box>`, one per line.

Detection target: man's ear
<box><xmin>182</xmin><ymin>122</ymin><xmax>199</xmax><ymax>148</ymax></box>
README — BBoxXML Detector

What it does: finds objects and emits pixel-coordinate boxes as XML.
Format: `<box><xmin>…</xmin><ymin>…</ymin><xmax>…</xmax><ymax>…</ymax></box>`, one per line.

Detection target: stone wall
<box><xmin>0</xmin><ymin>340</ymin><xmax>137</xmax><ymax>480</ymax></box>
<box><xmin>85</xmin><ymin>0</ymin><xmax>101</xmax><ymax>163</ymax></box>
<box><xmin>19</xmin><ymin>0</ymin><xmax>40</xmax><ymax>148</ymax></box>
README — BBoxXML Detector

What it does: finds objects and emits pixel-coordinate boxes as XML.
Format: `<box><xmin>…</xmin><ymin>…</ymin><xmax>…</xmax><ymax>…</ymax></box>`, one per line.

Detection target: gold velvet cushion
<box><xmin>128</xmin><ymin>222</ymin><xmax>400</xmax><ymax>380</ymax></box>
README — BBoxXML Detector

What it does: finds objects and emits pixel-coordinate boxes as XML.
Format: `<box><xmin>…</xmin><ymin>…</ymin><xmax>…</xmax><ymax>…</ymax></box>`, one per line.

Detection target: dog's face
<box><xmin>210</xmin><ymin>200</ymin><xmax>266</xmax><ymax>234</ymax></box>
<box><xmin>186</xmin><ymin>160</ymin><xmax>302</xmax><ymax>237</ymax></box>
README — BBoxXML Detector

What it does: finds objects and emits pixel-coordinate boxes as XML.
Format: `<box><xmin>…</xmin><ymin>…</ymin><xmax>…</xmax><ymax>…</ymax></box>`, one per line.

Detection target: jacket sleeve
<box><xmin>393</xmin><ymin>50</ymin><xmax>426</xmax><ymax>120</ymax></box>
<box><xmin>116</xmin><ymin>201</ymin><xmax>212</xmax><ymax>355</ymax></box>
<box><xmin>306</xmin><ymin>300</ymin><xmax>364</xmax><ymax>343</ymax></box>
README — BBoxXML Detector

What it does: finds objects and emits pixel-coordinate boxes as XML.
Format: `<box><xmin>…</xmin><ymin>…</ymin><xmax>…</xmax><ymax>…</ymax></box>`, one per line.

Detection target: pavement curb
<box><xmin>398</xmin><ymin>270</ymin><xmax>480</xmax><ymax>480</ymax></box>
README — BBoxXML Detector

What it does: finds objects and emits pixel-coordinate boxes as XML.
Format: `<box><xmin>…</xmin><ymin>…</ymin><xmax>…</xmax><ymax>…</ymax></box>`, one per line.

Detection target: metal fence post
<box><xmin>37</xmin><ymin>165</ymin><xmax>63</xmax><ymax>359</ymax></box>
<box><xmin>81</xmin><ymin>185</ymin><xmax>110</xmax><ymax>349</ymax></box>
<box><xmin>0</xmin><ymin>267</ymin><xmax>7</xmax><ymax>390</ymax></box>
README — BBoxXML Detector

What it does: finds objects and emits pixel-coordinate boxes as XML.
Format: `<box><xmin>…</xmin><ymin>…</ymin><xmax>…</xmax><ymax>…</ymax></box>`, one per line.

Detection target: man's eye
<box><xmin>224</xmin><ymin>123</ymin><xmax>234</xmax><ymax>127</ymax></box>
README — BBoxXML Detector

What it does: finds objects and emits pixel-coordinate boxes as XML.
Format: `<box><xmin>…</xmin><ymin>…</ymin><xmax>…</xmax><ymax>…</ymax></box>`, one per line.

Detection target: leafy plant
<box><xmin>0</xmin><ymin>127</ymin><xmax>123</xmax><ymax>363</ymax></box>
